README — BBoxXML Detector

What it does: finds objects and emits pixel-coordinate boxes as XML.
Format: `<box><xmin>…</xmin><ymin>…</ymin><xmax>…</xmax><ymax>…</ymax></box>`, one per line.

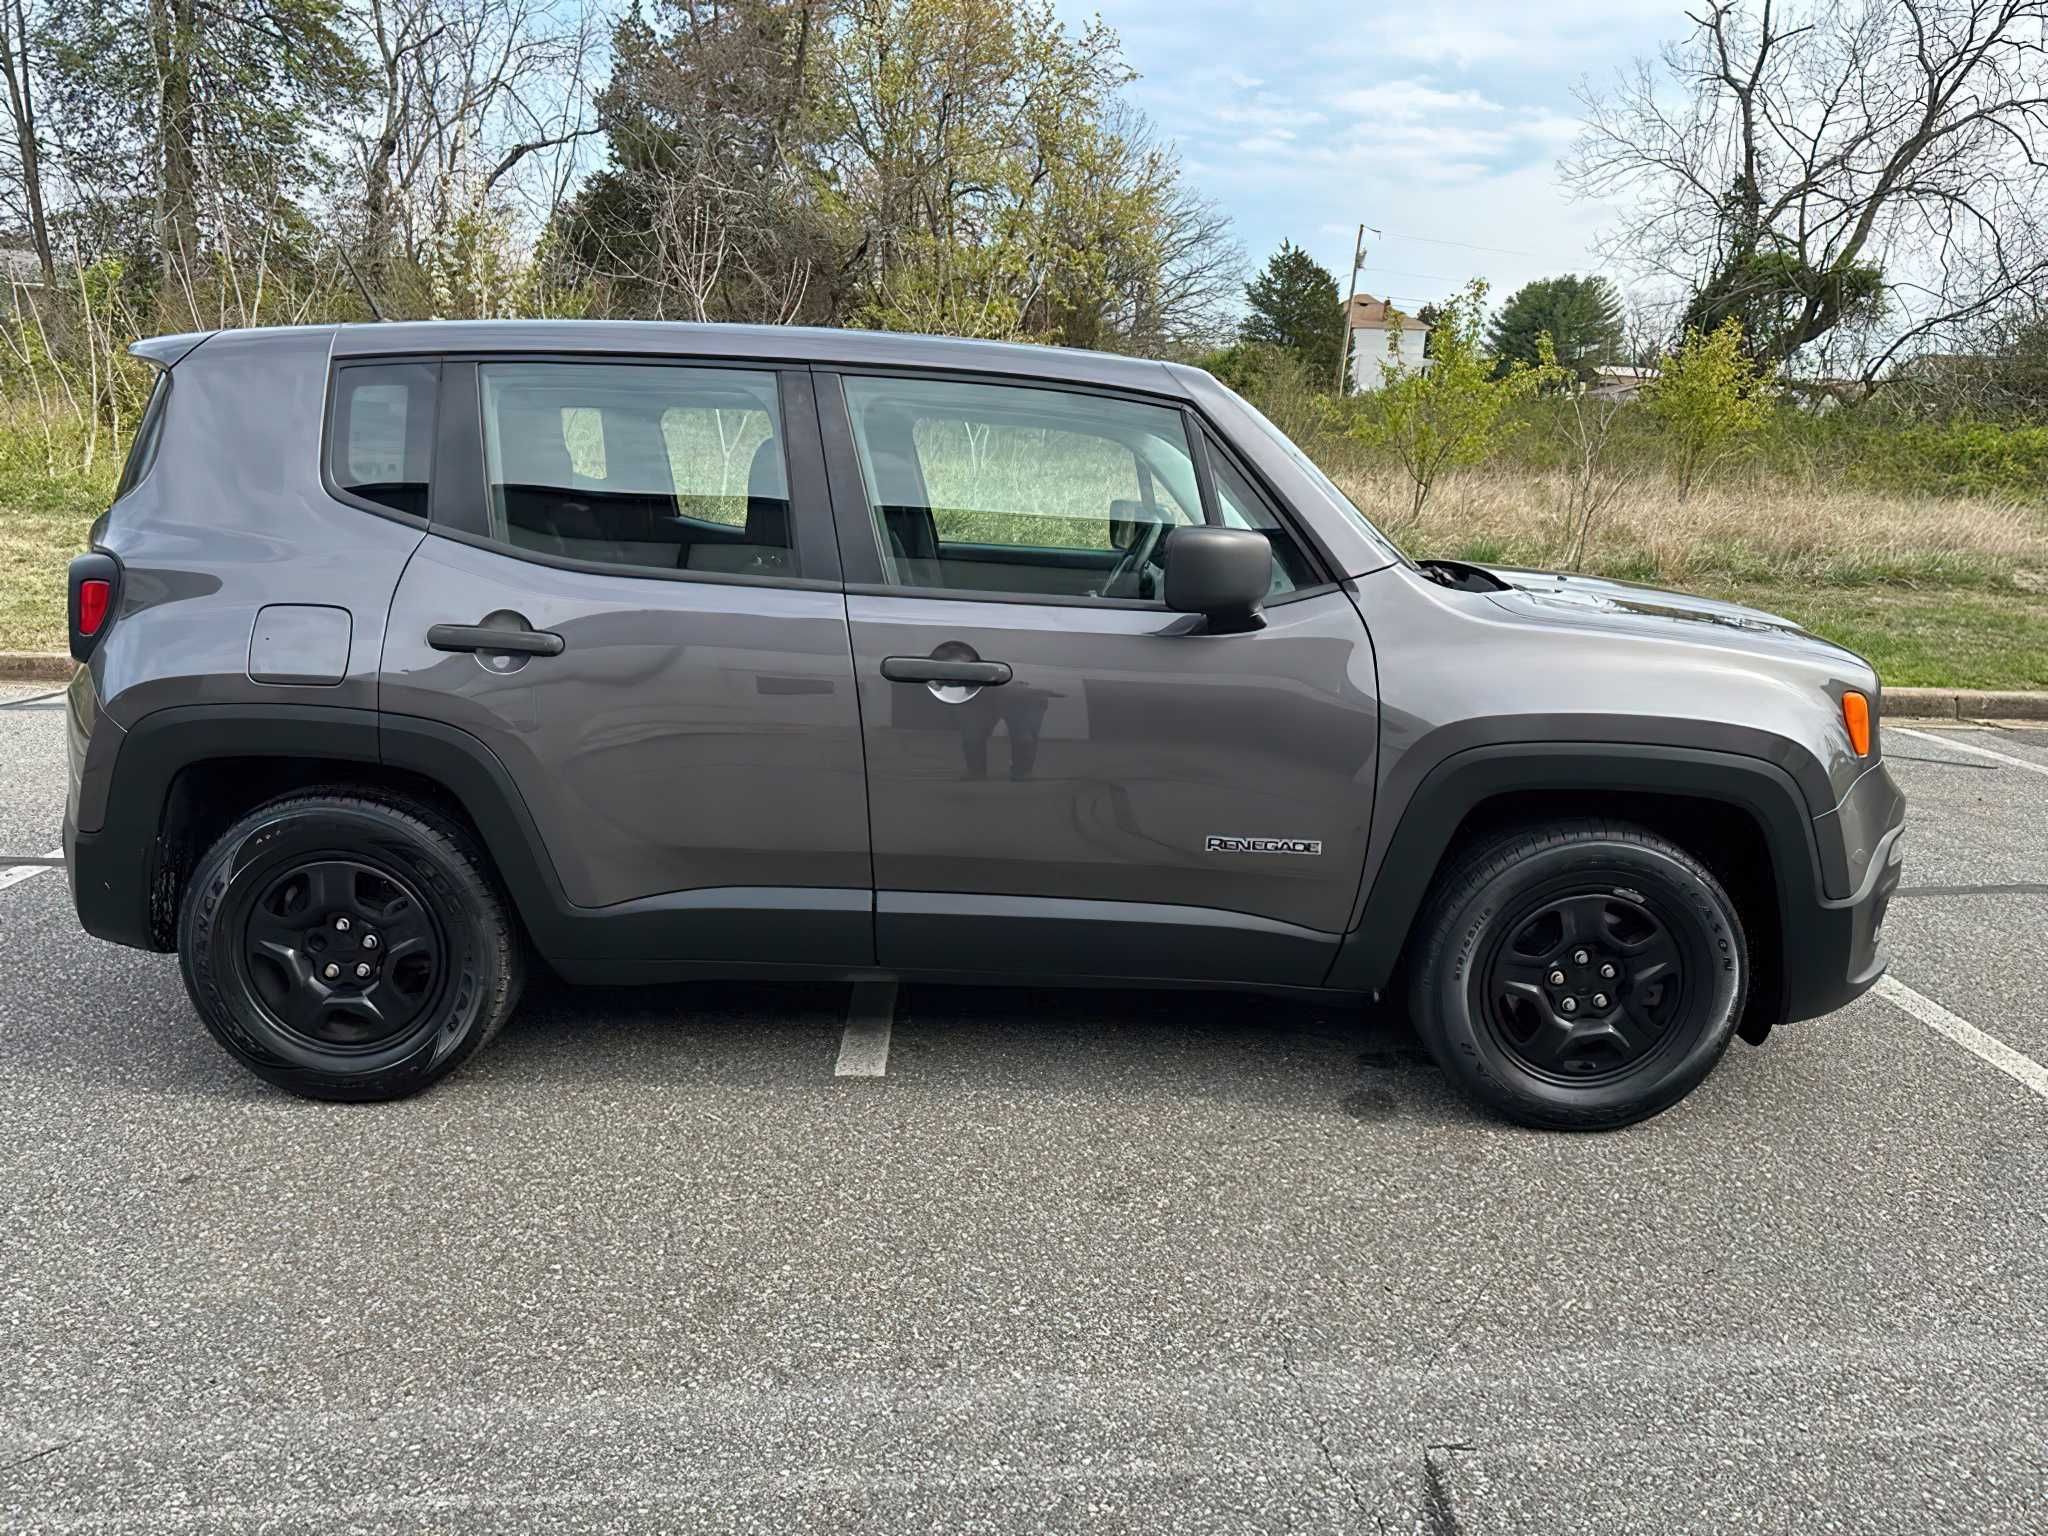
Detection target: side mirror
<box><xmin>1163</xmin><ymin>526</ymin><xmax>1270</xmax><ymax>632</ymax></box>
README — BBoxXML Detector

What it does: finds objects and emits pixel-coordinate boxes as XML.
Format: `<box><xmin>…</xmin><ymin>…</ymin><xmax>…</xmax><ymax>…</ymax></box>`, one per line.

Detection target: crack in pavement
<box><xmin>1276</xmin><ymin>1336</ymin><xmax>1392</xmax><ymax>1533</ymax></box>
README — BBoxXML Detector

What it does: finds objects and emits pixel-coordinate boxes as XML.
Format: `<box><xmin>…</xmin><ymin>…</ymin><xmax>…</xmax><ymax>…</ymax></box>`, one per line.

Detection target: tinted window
<box><xmin>842</xmin><ymin>375</ymin><xmax>1305</xmax><ymax>602</ymax></box>
<box><xmin>114</xmin><ymin>371</ymin><xmax>171</xmax><ymax>501</ymax></box>
<box><xmin>479</xmin><ymin>362</ymin><xmax>791</xmax><ymax>577</ymax></box>
<box><xmin>330</xmin><ymin>362</ymin><xmax>438</xmax><ymax>518</ymax></box>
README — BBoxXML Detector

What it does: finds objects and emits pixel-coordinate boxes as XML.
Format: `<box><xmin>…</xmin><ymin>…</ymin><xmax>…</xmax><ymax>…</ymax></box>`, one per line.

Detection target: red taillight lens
<box><xmin>77</xmin><ymin>578</ymin><xmax>111</xmax><ymax>637</ymax></box>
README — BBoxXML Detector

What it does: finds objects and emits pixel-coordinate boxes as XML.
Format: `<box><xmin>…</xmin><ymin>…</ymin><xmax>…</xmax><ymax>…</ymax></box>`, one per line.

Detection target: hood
<box><xmin>1467</xmin><ymin>563</ymin><xmax>1871</xmax><ymax>673</ymax></box>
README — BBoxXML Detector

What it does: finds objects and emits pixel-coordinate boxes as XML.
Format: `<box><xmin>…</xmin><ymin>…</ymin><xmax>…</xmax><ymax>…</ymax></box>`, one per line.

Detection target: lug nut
<box><xmin>1548</xmin><ymin>969</ymin><xmax>1566</xmax><ymax>986</ymax></box>
<box><xmin>1561</xmin><ymin>996</ymin><xmax>1579</xmax><ymax>1014</ymax></box>
<box><xmin>1593</xmin><ymin>992</ymin><xmax>1610</xmax><ymax>1009</ymax></box>
<box><xmin>1572</xmin><ymin>949</ymin><xmax>1590</xmax><ymax>965</ymax></box>
<box><xmin>362</xmin><ymin>933</ymin><xmax>378</xmax><ymax>950</ymax></box>
<box><xmin>322</xmin><ymin>963</ymin><xmax>340</xmax><ymax>980</ymax></box>
<box><xmin>335</xmin><ymin>917</ymin><xmax>352</xmax><ymax>933</ymax></box>
<box><xmin>354</xmin><ymin>962</ymin><xmax>372</xmax><ymax>979</ymax></box>
<box><xmin>1599</xmin><ymin>963</ymin><xmax>1617</xmax><ymax>980</ymax></box>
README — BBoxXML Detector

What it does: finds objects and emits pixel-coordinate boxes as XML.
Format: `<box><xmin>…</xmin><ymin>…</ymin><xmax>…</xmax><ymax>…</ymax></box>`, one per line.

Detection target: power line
<box><xmin>1375</xmin><ymin>231</ymin><xmax>1540</xmax><ymax>258</ymax></box>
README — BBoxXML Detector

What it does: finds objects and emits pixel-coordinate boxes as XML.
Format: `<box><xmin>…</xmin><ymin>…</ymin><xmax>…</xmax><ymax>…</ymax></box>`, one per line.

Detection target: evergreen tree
<box><xmin>1486</xmin><ymin>274</ymin><xmax>1627</xmax><ymax>382</ymax></box>
<box><xmin>1239</xmin><ymin>241</ymin><xmax>1345</xmax><ymax>377</ymax></box>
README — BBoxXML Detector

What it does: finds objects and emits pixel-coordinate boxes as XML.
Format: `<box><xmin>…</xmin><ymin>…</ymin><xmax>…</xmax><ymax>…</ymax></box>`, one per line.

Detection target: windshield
<box><xmin>1226</xmin><ymin>389</ymin><xmax>1413</xmax><ymax>570</ymax></box>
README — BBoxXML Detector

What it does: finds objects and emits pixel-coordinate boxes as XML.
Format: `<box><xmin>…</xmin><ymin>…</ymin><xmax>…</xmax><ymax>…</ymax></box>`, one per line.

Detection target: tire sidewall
<box><xmin>180</xmin><ymin>801</ymin><xmax>495</xmax><ymax>1097</ymax></box>
<box><xmin>1425</xmin><ymin>839</ymin><xmax>1746</xmax><ymax>1128</ymax></box>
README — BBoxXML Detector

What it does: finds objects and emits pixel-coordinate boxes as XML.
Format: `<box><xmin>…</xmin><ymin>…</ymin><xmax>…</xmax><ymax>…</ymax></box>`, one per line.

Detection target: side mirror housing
<box><xmin>1163</xmin><ymin>526</ymin><xmax>1270</xmax><ymax>632</ymax></box>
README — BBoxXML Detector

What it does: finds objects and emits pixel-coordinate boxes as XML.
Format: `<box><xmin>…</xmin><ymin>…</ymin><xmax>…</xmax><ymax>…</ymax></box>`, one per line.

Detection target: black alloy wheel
<box><xmin>178</xmin><ymin>791</ymin><xmax>522</xmax><ymax>1101</ymax></box>
<box><xmin>1408</xmin><ymin>819</ymin><xmax>1748</xmax><ymax>1130</ymax></box>
<box><xmin>238</xmin><ymin>857</ymin><xmax>446</xmax><ymax>1053</ymax></box>
<box><xmin>1482</xmin><ymin>890</ymin><xmax>1685</xmax><ymax>1082</ymax></box>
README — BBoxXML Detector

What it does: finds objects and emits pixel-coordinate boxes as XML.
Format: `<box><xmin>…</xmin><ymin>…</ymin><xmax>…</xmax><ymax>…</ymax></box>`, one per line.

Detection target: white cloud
<box><xmin>1332</xmin><ymin>81</ymin><xmax>1504</xmax><ymax>119</ymax></box>
<box><xmin>1380</xmin><ymin>26</ymin><xmax>1519</xmax><ymax>67</ymax></box>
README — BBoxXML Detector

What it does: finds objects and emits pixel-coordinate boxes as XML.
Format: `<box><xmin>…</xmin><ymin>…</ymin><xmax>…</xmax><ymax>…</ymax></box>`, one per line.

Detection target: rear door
<box><xmin>377</xmin><ymin>356</ymin><xmax>872</xmax><ymax>966</ymax></box>
<box><xmin>816</xmin><ymin>370</ymin><xmax>1381</xmax><ymax>986</ymax></box>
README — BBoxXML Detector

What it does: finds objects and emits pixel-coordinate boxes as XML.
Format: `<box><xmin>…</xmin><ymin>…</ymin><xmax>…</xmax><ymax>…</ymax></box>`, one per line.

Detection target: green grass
<box><xmin>0</xmin><ymin>425</ymin><xmax>112</xmax><ymax>651</ymax></box>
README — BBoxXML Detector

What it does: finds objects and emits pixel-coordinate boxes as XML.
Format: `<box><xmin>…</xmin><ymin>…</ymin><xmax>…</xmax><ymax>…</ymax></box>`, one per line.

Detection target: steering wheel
<box><xmin>1097</xmin><ymin>518</ymin><xmax>1170</xmax><ymax>600</ymax></box>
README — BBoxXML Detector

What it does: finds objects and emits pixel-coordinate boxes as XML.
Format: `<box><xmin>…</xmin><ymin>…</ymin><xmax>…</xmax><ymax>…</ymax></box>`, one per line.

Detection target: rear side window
<box><xmin>477</xmin><ymin>362</ymin><xmax>792</xmax><ymax>578</ymax></box>
<box><xmin>113</xmin><ymin>371</ymin><xmax>171</xmax><ymax>501</ymax></box>
<box><xmin>329</xmin><ymin>362</ymin><xmax>438</xmax><ymax>518</ymax></box>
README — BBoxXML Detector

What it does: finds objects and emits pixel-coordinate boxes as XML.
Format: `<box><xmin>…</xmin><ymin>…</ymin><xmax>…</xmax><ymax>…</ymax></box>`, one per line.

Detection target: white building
<box><xmin>1344</xmin><ymin>293</ymin><xmax>1429</xmax><ymax>391</ymax></box>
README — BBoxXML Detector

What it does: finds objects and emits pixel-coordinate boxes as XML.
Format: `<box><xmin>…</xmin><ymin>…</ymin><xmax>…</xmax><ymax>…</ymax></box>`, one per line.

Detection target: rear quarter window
<box><xmin>328</xmin><ymin>362</ymin><xmax>439</xmax><ymax>518</ymax></box>
<box><xmin>112</xmin><ymin>371</ymin><xmax>171</xmax><ymax>502</ymax></box>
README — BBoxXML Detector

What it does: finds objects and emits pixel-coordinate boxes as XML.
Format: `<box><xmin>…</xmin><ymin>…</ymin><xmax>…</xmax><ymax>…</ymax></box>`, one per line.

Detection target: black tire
<box><xmin>177</xmin><ymin>789</ymin><xmax>523</xmax><ymax>1102</ymax></box>
<box><xmin>1407</xmin><ymin>818</ymin><xmax>1748</xmax><ymax>1131</ymax></box>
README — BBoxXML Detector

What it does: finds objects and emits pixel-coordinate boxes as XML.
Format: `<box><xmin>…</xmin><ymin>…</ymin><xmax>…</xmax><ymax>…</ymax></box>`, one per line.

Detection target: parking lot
<box><xmin>1</xmin><ymin>678</ymin><xmax>2044</xmax><ymax>1534</ymax></box>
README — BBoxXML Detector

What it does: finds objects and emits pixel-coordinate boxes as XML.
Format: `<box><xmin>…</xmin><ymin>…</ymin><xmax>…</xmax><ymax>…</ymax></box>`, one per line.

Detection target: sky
<box><xmin>1053</xmin><ymin>0</ymin><xmax>1689</xmax><ymax>315</ymax></box>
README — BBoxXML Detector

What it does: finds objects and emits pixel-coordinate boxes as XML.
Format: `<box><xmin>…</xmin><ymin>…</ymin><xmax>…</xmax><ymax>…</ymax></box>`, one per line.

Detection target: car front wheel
<box><xmin>1408</xmin><ymin>818</ymin><xmax>1748</xmax><ymax>1130</ymax></box>
<box><xmin>177</xmin><ymin>790</ymin><xmax>522</xmax><ymax>1102</ymax></box>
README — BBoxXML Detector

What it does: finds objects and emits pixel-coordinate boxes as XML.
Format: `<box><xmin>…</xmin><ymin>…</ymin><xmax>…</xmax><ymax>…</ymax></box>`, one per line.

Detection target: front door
<box><xmin>378</xmin><ymin>357</ymin><xmax>872</xmax><ymax>967</ymax></box>
<box><xmin>817</xmin><ymin>370</ymin><xmax>1380</xmax><ymax>986</ymax></box>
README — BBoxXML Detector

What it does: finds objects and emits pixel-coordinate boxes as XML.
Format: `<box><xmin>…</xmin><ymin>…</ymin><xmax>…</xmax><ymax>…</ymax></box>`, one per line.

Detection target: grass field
<box><xmin>1336</xmin><ymin>466</ymin><xmax>2048</xmax><ymax>689</ymax></box>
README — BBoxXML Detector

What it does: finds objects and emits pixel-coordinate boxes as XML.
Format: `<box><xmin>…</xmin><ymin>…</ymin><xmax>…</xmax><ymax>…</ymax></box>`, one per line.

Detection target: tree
<box><xmin>0</xmin><ymin>0</ymin><xmax>52</xmax><ymax>284</ymax></box>
<box><xmin>562</xmin><ymin>0</ymin><xmax>1230</xmax><ymax>345</ymax></box>
<box><xmin>350</xmin><ymin>0</ymin><xmax>601</xmax><ymax>309</ymax></box>
<box><xmin>566</xmin><ymin>0</ymin><xmax>838</xmax><ymax>324</ymax></box>
<box><xmin>1566</xmin><ymin>0</ymin><xmax>2048</xmax><ymax>381</ymax></box>
<box><xmin>1353</xmin><ymin>280</ymin><xmax>1553</xmax><ymax>524</ymax></box>
<box><xmin>1487</xmin><ymin>274</ymin><xmax>1625</xmax><ymax>381</ymax></box>
<box><xmin>1535</xmin><ymin>334</ymin><xmax>1641</xmax><ymax>570</ymax></box>
<box><xmin>1644</xmin><ymin>317</ymin><xmax>1771</xmax><ymax>501</ymax></box>
<box><xmin>1239</xmin><ymin>241</ymin><xmax>1344</xmax><ymax>378</ymax></box>
<box><xmin>42</xmin><ymin>0</ymin><xmax>366</xmax><ymax>319</ymax></box>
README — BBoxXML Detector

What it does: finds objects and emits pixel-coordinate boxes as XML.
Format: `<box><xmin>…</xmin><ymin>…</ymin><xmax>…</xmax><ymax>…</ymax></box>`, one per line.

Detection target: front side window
<box><xmin>478</xmin><ymin>362</ymin><xmax>791</xmax><ymax>577</ymax></box>
<box><xmin>842</xmin><ymin>375</ymin><xmax>1308</xmax><ymax>601</ymax></box>
<box><xmin>330</xmin><ymin>362</ymin><xmax>438</xmax><ymax>518</ymax></box>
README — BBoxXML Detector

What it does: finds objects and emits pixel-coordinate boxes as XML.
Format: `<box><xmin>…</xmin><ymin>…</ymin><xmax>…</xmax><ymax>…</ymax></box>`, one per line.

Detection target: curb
<box><xmin>0</xmin><ymin>652</ymin><xmax>72</xmax><ymax>683</ymax></box>
<box><xmin>1886</xmin><ymin>687</ymin><xmax>2048</xmax><ymax>722</ymax></box>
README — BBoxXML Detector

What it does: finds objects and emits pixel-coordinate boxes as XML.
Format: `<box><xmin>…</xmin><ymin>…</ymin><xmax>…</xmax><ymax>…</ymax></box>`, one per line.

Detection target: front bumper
<box><xmin>1780</xmin><ymin>818</ymin><xmax>1905</xmax><ymax>1023</ymax></box>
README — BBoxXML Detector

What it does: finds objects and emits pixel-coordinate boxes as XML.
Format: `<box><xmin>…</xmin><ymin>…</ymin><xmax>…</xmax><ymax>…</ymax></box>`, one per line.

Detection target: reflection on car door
<box><xmin>818</xmin><ymin>370</ymin><xmax>1380</xmax><ymax>986</ymax></box>
<box><xmin>380</xmin><ymin>358</ymin><xmax>873</xmax><ymax>967</ymax></box>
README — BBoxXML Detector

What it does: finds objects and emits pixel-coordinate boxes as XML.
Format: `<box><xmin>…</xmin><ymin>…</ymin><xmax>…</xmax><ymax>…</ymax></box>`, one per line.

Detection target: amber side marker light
<box><xmin>1842</xmin><ymin>691</ymin><xmax>1872</xmax><ymax>756</ymax></box>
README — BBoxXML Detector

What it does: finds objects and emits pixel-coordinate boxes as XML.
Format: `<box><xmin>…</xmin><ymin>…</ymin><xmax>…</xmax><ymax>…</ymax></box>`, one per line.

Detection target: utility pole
<box><xmin>1334</xmin><ymin>223</ymin><xmax>1375</xmax><ymax>395</ymax></box>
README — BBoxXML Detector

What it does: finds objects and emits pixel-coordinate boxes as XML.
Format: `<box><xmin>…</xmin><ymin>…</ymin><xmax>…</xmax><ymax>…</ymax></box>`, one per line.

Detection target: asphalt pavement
<box><xmin>2</xmin><ymin>680</ymin><xmax>2045</xmax><ymax>1534</ymax></box>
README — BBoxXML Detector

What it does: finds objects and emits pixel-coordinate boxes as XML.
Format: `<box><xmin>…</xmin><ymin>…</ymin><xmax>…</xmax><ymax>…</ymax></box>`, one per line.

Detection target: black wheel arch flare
<box><xmin>1323</xmin><ymin>739</ymin><xmax>1840</xmax><ymax>1032</ymax></box>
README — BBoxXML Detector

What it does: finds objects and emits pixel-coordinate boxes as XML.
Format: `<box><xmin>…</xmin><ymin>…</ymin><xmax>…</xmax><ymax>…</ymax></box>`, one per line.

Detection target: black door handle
<box><xmin>428</xmin><ymin>623</ymin><xmax>565</xmax><ymax>657</ymax></box>
<box><xmin>881</xmin><ymin>656</ymin><xmax>1011</xmax><ymax>686</ymax></box>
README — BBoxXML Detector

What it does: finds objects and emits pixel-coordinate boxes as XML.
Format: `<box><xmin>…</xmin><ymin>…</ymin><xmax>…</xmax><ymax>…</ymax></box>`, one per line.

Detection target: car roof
<box><xmin>173</xmin><ymin>319</ymin><xmax>1201</xmax><ymax>398</ymax></box>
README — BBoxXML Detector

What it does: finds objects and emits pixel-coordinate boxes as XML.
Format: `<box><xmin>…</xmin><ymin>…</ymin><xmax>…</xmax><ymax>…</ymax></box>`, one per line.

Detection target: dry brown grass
<box><xmin>1332</xmin><ymin>466</ymin><xmax>2048</xmax><ymax>591</ymax></box>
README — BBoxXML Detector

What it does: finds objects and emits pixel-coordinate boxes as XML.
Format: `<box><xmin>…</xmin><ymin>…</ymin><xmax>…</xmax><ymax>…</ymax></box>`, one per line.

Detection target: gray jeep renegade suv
<box><xmin>61</xmin><ymin>321</ymin><xmax>1905</xmax><ymax>1128</ymax></box>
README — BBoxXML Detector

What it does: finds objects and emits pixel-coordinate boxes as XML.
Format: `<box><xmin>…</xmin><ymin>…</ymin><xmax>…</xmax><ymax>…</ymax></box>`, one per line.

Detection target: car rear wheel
<box><xmin>1408</xmin><ymin>819</ymin><xmax>1748</xmax><ymax>1130</ymax></box>
<box><xmin>177</xmin><ymin>791</ymin><xmax>522</xmax><ymax>1102</ymax></box>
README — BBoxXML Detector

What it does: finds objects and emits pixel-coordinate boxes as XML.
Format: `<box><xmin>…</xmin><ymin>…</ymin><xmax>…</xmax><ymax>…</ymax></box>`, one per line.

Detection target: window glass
<box><xmin>479</xmin><ymin>363</ymin><xmax>791</xmax><ymax>576</ymax></box>
<box><xmin>115</xmin><ymin>371</ymin><xmax>171</xmax><ymax>501</ymax></box>
<box><xmin>844</xmin><ymin>375</ymin><xmax>1278</xmax><ymax>602</ymax></box>
<box><xmin>1207</xmin><ymin>443</ymin><xmax>1322</xmax><ymax>595</ymax></box>
<box><xmin>330</xmin><ymin>362</ymin><xmax>437</xmax><ymax>518</ymax></box>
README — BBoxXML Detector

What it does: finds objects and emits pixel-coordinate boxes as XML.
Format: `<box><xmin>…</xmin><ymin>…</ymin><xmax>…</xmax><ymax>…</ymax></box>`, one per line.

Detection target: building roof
<box><xmin>1344</xmin><ymin>294</ymin><xmax>1429</xmax><ymax>332</ymax></box>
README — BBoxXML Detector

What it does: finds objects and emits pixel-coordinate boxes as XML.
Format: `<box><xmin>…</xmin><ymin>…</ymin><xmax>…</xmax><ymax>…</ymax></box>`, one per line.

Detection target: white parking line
<box><xmin>1893</xmin><ymin>727</ymin><xmax>2048</xmax><ymax>779</ymax></box>
<box><xmin>835</xmin><ymin>980</ymin><xmax>897</xmax><ymax>1077</ymax></box>
<box><xmin>0</xmin><ymin>848</ymin><xmax>62</xmax><ymax>893</ymax></box>
<box><xmin>1876</xmin><ymin>975</ymin><xmax>2048</xmax><ymax>1102</ymax></box>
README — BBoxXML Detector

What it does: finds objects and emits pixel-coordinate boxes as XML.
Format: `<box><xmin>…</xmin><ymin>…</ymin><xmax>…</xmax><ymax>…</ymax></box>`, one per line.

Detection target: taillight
<box><xmin>68</xmin><ymin>552</ymin><xmax>121</xmax><ymax>662</ymax></box>
<box><xmin>78</xmin><ymin>580</ymin><xmax>110</xmax><ymax>636</ymax></box>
